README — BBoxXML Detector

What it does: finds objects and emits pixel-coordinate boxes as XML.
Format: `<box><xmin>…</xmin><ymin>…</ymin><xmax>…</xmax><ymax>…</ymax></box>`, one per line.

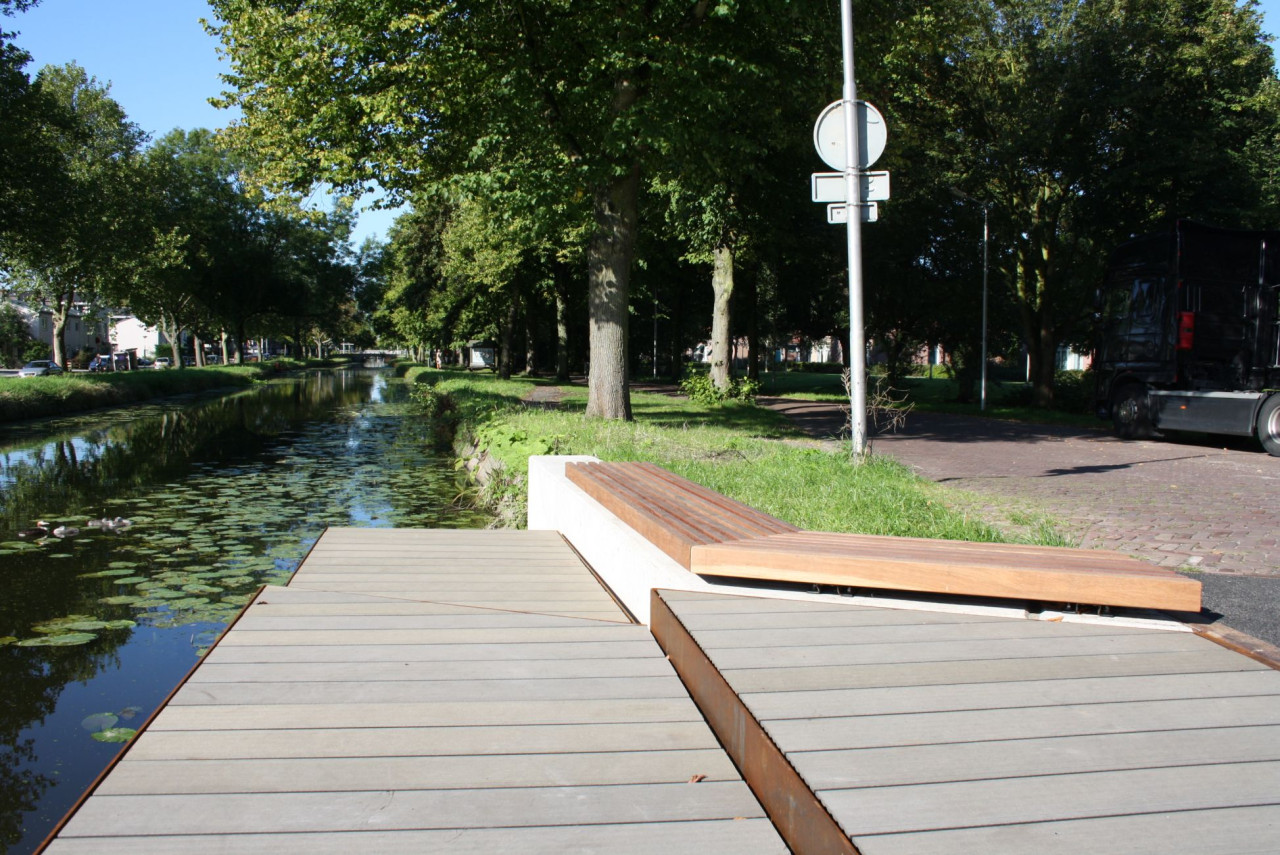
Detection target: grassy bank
<box><xmin>0</xmin><ymin>360</ymin><xmax>319</xmax><ymax>423</ymax></box>
<box><xmin>404</xmin><ymin>366</ymin><xmax>1069</xmax><ymax>545</ymax></box>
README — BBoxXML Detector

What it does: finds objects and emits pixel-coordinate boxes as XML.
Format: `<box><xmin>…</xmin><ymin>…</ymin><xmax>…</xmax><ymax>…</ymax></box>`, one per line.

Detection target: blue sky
<box><xmin>10</xmin><ymin>0</ymin><xmax>401</xmax><ymax>247</ymax></box>
<box><xmin>9</xmin><ymin>0</ymin><xmax>1280</xmax><ymax>246</ymax></box>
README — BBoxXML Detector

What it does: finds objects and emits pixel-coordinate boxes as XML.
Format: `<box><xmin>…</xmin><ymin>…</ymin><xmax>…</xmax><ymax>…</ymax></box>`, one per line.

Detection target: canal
<box><xmin>0</xmin><ymin>369</ymin><xmax>491</xmax><ymax>852</ymax></box>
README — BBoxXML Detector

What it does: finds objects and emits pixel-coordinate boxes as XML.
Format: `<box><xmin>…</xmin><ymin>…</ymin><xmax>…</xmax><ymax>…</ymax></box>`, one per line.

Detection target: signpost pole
<box><xmin>840</xmin><ymin>0</ymin><xmax>867</xmax><ymax>459</ymax></box>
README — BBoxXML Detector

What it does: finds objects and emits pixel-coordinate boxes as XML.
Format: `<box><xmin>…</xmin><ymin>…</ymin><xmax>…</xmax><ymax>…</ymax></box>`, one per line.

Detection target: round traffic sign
<box><xmin>813</xmin><ymin>100</ymin><xmax>887</xmax><ymax>171</ymax></box>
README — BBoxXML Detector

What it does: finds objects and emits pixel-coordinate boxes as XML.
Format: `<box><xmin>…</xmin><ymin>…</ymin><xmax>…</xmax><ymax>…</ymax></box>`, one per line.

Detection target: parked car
<box><xmin>87</xmin><ymin>355</ymin><xmax>109</xmax><ymax>372</ymax></box>
<box><xmin>18</xmin><ymin>360</ymin><xmax>64</xmax><ymax>377</ymax></box>
<box><xmin>153</xmin><ymin>358</ymin><xmax>172</xmax><ymax>369</ymax></box>
<box><xmin>136</xmin><ymin>357</ymin><xmax>153</xmax><ymax>367</ymax></box>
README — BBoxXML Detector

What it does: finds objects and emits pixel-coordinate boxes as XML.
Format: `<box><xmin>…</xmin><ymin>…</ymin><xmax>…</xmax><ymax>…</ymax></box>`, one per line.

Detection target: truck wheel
<box><xmin>1257</xmin><ymin>395</ymin><xmax>1280</xmax><ymax>457</ymax></box>
<box><xmin>1112</xmin><ymin>384</ymin><xmax>1154</xmax><ymax>440</ymax></box>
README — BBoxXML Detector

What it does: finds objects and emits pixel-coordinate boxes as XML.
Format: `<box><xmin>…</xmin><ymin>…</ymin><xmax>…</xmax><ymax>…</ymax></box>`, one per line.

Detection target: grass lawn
<box><xmin>758</xmin><ymin>370</ymin><xmax>1102</xmax><ymax>429</ymax></box>
<box><xmin>406</xmin><ymin>366</ymin><xmax>1071</xmax><ymax>546</ymax></box>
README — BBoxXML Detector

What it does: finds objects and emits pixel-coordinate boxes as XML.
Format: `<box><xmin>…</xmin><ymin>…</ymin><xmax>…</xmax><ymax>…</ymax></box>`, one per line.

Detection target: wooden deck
<box><xmin>651</xmin><ymin>588</ymin><xmax>1280</xmax><ymax>854</ymax></box>
<box><xmin>43</xmin><ymin>529</ymin><xmax>786</xmax><ymax>853</ymax></box>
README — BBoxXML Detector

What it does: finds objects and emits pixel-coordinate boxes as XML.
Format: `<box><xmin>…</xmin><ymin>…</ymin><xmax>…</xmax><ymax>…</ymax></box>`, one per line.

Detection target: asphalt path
<box><xmin>757</xmin><ymin>396</ymin><xmax>1280</xmax><ymax>648</ymax></box>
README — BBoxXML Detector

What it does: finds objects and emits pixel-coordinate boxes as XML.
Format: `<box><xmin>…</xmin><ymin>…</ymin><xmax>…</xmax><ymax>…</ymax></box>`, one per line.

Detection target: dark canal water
<box><xmin>0</xmin><ymin>369</ymin><xmax>491</xmax><ymax>852</ymax></box>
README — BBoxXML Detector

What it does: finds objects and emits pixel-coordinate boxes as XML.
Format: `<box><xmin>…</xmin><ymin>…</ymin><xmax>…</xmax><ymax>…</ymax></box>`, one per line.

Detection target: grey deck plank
<box><xmin>723</xmin><ymin>648</ymin><xmax>1263</xmax><ymax>692</ymax></box>
<box><xmin>57</xmin><ymin>782</ymin><xmax>769</xmax><ymax>837</ymax></box>
<box><xmin>232</xmin><ymin>612</ymin><xmax>631</xmax><ymax>631</ymax></box>
<box><xmin>204</xmin><ymin>640</ymin><xmax>663</xmax><ymax>664</ymax></box>
<box><xmin>170</xmin><ymin>675</ymin><xmax>688</xmax><ymax>705</ymax></box>
<box><xmin>763</xmin><ymin>694</ymin><xmax>1280</xmax><ymax>751</ymax></box>
<box><xmin>695</xmin><ymin>625</ymin><xmax>1199</xmax><ymax>656</ymax></box>
<box><xmin>190</xmin><ymin>657</ymin><xmax>678</xmax><ymax>683</ymax></box>
<box><xmin>147</xmin><ymin>697</ymin><xmax>706</xmax><ymax>730</ymax></box>
<box><xmin>790</xmin><ymin>724</ymin><xmax>1280</xmax><ymax>789</ymax></box>
<box><xmin>44</xmin><ymin>818</ymin><xmax>790</xmax><ymax>854</ymax></box>
<box><xmin>854</xmin><ymin>805</ymin><xmax>1280</xmax><ymax>855</ymax></box>
<box><xmin>676</xmin><ymin>607</ymin><xmax>1055</xmax><ymax>630</ymax></box>
<box><xmin>217</xmin><ymin>626</ymin><xmax>645</xmax><ymax>646</ymax></box>
<box><xmin>282</xmin><ymin>585</ymin><xmax>618</xmax><ymax>601</ymax></box>
<box><xmin>821</xmin><ymin>761</ymin><xmax>1280</xmax><ymax>838</ymax></box>
<box><xmin>125</xmin><ymin>721</ymin><xmax>724</xmax><ymax>761</ymax></box>
<box><xmin>96</xmin><ymin>749</ymin><xmax>742</xmax><ymax>795</ymax></box>
<box><xmin>743</xmin><ymin>669</ymin><xmax>1280</xmax><ymax>719</ymax></box>
<box><xmin>281</xmin><ymin>574</ymin><xmax>612</xmax><ymax>588</ymax></box>
<box><xmin>711</xmin><ymin>627</ymin><xmax>1218</xmax><ymax>665</ymax></box>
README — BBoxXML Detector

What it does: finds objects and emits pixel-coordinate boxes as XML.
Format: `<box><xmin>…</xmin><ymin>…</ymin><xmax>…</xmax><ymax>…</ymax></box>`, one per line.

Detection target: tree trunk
<box><xmin>50</xmin><ymin>307</ymin><xmax>68</xmax><ymax>368</ymax></box>
<box><xmin>1015</xmin><ymin>238</ymin><xmax>1058</xmax><ymax>408</ymax></box>
<box><xmin>585</xmin><ymin>166</ymin><xmax>640</xmax><ymax>420</ymax></box>
<box><xmin>193</xmin><ymin>334</ymin><xmax>204</xmax><ymax>367</ymax></box>
<box><xmin>554</xmin><ymin>286</ymin><xmax>570</xmax><ymax>382</ymax></box>
<box><xmin>523</xmin><ymin>289</ymin><xmax>538</xmax><ymax>376</ymax></box>
<box><xmin>499</xmin><ymin>289</ymin><xmax>517</xmax><ymax>380</ymax></box>
<box><xmin>709</xmin><ymin>243</ymin><xmax>734</xmax><ymax>392</ymax></box>
<box><xmin>220</xmin><ymin>331</ymin><xmax>230</xmax><ymax>364</ymax></box>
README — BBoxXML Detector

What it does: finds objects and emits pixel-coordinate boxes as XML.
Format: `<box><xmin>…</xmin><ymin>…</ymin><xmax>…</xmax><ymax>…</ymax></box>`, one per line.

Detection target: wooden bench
<box><xmin>565</xmin><ymin>461</ymin><xmax>1202</xmax><ymax>613</ymax></box>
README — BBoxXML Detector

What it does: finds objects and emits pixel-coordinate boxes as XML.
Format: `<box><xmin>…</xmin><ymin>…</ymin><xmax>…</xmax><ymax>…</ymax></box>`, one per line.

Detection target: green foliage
<box><xmin>679</xmin><ymin>373</ymin><xmax>761</xmax><ymax>405</ymax></box>
<box><xmin>0</xmin><ymin>303</ymin><xmax>37</xmax><ymax>367</ymax></box>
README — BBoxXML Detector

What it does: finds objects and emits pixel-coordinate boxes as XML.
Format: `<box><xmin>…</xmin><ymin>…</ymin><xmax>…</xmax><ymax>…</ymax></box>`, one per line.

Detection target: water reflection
<box><xmin>0</xmin><ymin>370</ymin><xmax>489</xmax><ymax>852</ymax></box>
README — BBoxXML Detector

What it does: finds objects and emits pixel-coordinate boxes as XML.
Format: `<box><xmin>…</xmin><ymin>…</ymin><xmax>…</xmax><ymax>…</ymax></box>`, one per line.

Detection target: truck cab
<box><xmin>1094</xmin><ymin>221</ymin><xmax>1280</xmax><ymax>455</ymax></box>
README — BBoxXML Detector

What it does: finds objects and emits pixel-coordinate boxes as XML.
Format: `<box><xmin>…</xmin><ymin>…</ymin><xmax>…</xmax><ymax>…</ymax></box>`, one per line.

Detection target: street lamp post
<box><xmin>952</xmin><ymin>189</ymin><xmax>989</xmax><ymax>411</ymax></box>
<box><xmin>978</xmin><ymin>202</ymin><xmax>989</xmax><ymax>412</ymax></box>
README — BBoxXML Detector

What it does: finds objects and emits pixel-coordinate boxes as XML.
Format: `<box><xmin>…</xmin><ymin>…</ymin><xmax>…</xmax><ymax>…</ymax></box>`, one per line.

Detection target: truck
<box><xmin>1093</xmin><ymin>220</ymin><xmax>1280</xmax><ymax>456</ymax></box>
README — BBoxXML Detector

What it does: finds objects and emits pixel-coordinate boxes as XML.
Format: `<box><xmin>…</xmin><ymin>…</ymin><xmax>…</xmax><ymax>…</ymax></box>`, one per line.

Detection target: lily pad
<box><xmin>81</xmin><ymin>712</ymin><xmax>119</xmax><ymax>732</ymax></box>
<box><xmin>80</xmin><ymin>568</ymin><xmax>140</xmax><ymax>578</ymax></box>
<box><xmin>91</xmin><ymin>728</ymin><xmax>136</xmax><ymax>743</ymax></box>
<box><xmin>103</xmin><ymin>620</ymin><xmax>136</xmax><ymax>630</ymax></box>
<box><xmin>99</xmin><ymin>595</ymin><xmax>142</xmax><ymax>606</ymax></box>
<box><xmin>17</xmin><ymin>633</ymin><xmax>97</xmax><ymax>647</ymax></box>
<box><xmin>32</xmin><ymin>615</ymin><xmax>96</xmax><ymax>633</ymax></box>
<box><xmin>56</xmin><ymin>620</ymin><xmax>110</xmax><ymax>632</ymax></box>
<box><xmin>0</xmin><ymin>636</ymin><xmax>17</xmax><ymax>646</ymax></box>
<box><xmin>165</xmin><ymin>597</ymin><xmax>211</xmax><ymax>610</ymax></box>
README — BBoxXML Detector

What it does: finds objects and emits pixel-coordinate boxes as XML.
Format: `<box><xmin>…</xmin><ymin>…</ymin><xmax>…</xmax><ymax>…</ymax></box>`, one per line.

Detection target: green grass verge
<box><xmin>0</xmin><ymin>361</ymin><xmax>309</xmax><ymax>423</ymax></box>
<box><xmin>758</xmin><ymin>371</ymin><xmax>1102</xmax><ymax>429</ymax></box>
<box><xmin>406</xmin><ymin>366</ymin><xmax>1065</xmax><ymax>545</ymax></box>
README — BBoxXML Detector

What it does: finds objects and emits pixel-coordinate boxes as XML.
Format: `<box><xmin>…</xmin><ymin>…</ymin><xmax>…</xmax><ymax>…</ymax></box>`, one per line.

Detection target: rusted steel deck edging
<box><xmin>650</xmin><ymin>588</ymin><xmax>859</xmax><ymax>855</ymax></box>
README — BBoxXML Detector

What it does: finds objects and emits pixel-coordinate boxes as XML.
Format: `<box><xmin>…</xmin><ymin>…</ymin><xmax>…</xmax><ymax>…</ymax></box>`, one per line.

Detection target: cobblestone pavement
<box><xmin>758</xmin><ymin>397</ymin><xmax>1280</xmax><ymax>644</ymax></box>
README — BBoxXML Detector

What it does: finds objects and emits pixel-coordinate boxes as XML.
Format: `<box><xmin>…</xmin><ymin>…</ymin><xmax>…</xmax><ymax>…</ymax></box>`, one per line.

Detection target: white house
<box><xmin>110</xmin><ymin>315</ymin><xmax>163</xmax><ymax>359</ymax></box>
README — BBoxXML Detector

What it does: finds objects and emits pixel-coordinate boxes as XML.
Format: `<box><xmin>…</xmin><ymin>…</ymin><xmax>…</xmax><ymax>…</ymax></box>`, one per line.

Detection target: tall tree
<box><xmin>0</xmin><ymin>0</ymin><xmax>58</xmax><ymax>249</ymax></box>
<box><xmin>207</xmin><ymin>0</ymin><xmax>829</xmax><ymax>419</ymax></box>
<box><xmin>0</xmin><ymin>63</ymin><xmax>154</xmax><ymax>367</ymax></box>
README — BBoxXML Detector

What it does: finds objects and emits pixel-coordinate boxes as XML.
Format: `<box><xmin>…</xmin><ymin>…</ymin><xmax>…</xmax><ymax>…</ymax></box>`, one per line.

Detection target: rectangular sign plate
<box><xmin>812</xmin><ymin>171</ymin><xmax>890</xmax><ymax>203</ymax></box>
<box><xmin>827</xmin><ymin>203</ymin><xmax>878</xmax><ymax>224</ymax></box>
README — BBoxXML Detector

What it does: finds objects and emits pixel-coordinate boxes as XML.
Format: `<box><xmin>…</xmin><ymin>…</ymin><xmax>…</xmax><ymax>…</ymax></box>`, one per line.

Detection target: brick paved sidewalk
<box><xmin>760</xmin><ymin>398</ymin><xmax>1280</xmax><ymax>578</ymax></box>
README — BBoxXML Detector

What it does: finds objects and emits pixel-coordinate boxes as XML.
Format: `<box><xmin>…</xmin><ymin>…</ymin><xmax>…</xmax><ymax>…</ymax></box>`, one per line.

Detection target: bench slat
<box><xmin>564</xmin><ymin>461</ymin><xmax>1201</xmax><ymax>612</ymax></box>
<box><xmin>567</xmin><ymin>463</ymin><xmax>796</xmax><ymax>567</ymax></box>
<box><xmin>691</xmin><ymin>533</ymin><xmax>1202</xmax><ymax>612</ymax></box>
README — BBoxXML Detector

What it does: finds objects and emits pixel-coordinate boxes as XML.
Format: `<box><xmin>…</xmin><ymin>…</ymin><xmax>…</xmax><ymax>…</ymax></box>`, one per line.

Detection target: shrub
<box><xmin>1053</xmin><ymin>369</ymin><xmax>1096</xmax><ymax>414</ymax></box>
<box><xmin>679</xmin><ymin>373</ymin><xmax>761</xmax><ymax>405</ymax></box>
